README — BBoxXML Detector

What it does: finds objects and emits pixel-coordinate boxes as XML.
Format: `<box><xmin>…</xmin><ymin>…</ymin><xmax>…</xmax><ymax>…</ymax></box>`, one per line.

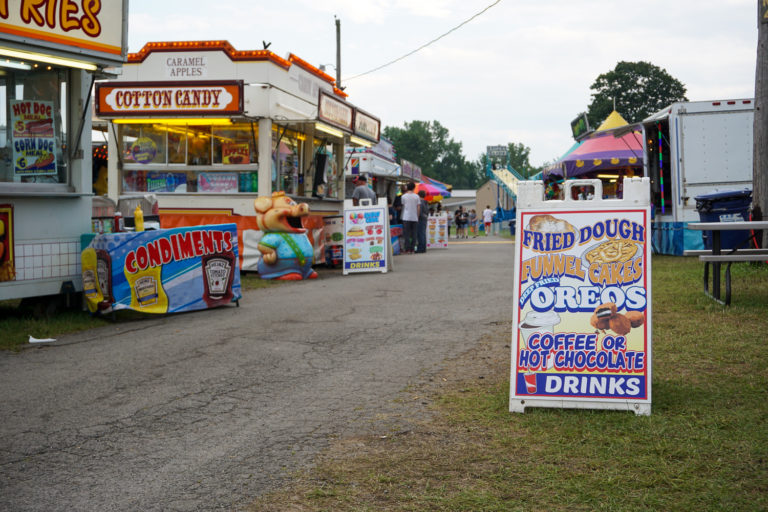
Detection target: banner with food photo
<box><xmin>11</xmin><ymin>100</ymin><xmax>57</xmax><ymax>176</ymax></box>
<box><xmin>343</xmin><ymin>204</ymin><xmax>389</xmax><ymax>274</ymax></box>
<box><xmin>510</xmin><ymin>179</ymin><xmax>652</xmax><ymax>415</ymax></box>
<box><xmin>427</xmin><ymin>213</ymin><xmax>448</xmax><ymax>248</ymax></box>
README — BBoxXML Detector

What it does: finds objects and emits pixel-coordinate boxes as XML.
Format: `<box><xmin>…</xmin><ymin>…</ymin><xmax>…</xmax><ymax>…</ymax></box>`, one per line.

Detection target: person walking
<box><xmin>468</xmin><ymin>209</ymin><xmax>478</xmax><ymax>238</ymax></box>
<box><xmin>453</xmin><ymin>207</ymin><xmax>463</xmax><ymax>239</ymax></box>
<box><xmin>351</xmin><ymin>175</ymin><xmax>377</xmax><ymax>206</ymax></box>
<box><xmin>416</xmin><ymin>190</ymin><xmax>429</xmax><ymax>253</ymax></box>
<box><xmin>401</xmin><ymin>182</ymin><xmax>420</xmax><ymax>254</ymax></box>
<box><xmin>458</xmin><ymin>207</ymin><xmax>469</xmax><ymax>238</ymax></box>
<box><xmin>482</xmin><ymin>205</ymin><xmax>495</xmax><ymax>236</ymax></box>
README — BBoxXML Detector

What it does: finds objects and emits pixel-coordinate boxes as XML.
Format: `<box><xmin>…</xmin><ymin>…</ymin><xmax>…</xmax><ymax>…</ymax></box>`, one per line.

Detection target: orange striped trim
<box><xmin>127</xmin><ymin>41</ymin><xmax>348</xmax><ymax>97</ymax></box>
<box><xmin>128</xmin><ymin>41</ymin><xmax>290</xmax><ymax>70</ymax></box>
<box><xmin>288</xmin><ymin>53</ymin><xmax>335</xmax><ymax>83</ymax></box>
<box><xmin>0</xmin><ymin>23</ymin><xmax>122</xmax><ymax>56</ymax></box>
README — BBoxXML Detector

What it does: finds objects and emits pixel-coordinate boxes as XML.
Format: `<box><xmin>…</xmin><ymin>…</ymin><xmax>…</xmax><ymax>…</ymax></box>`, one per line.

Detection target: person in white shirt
<box><xmin>400</xmin><ymin>182</ymin><xmax>420</xmax><ymax>253</ymax></box>
<box><xmin>482</xmin><ymin>205</ymin><xmax>495</xmax><ymax>236</ymax></box>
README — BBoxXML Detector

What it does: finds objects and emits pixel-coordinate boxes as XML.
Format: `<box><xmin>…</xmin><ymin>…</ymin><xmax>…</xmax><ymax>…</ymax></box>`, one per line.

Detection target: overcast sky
<box><xmin>127</xmin><ymin>0</ymin><xmax>758</xmax><ymax>166</ymax></box>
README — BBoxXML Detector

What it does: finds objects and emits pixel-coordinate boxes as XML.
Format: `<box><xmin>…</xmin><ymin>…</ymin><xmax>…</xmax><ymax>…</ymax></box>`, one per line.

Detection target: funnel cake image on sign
<box><xmin>526</xmin><ymin>214</ymin><xmax>576</xmax><ymax>235</ymax></box>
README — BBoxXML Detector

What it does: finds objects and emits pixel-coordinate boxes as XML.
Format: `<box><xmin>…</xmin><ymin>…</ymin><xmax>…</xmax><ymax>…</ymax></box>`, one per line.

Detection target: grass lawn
<box><xmin>250</xmin><ymin>256</ymin><xmax>768</xmax><ymax>511</ymax></box>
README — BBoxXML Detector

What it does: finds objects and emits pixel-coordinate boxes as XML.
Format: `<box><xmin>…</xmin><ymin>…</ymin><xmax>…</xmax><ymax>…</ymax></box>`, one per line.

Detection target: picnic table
<box><xmin>685</xmin><ymin>221</ymin><xmax>768</xmax><ymax>305</ymax></box>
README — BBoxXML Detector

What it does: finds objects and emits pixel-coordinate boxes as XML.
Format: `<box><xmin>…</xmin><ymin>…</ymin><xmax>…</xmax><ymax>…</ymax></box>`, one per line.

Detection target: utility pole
<box><xmin>753</xmin><ymin>0</ymin><xmax>768</xmax><ymax>239</ymax></box>
<box><xmin>335</xmin><ymin>16</ymin><xmax>341</xmax><ymax>89</ymax></box>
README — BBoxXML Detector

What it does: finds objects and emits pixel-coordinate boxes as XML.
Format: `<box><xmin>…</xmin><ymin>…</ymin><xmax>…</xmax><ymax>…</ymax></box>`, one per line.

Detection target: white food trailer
<box><xmin>0</xmin><ymin>1</ymin><xmax>129</xmax><ymax>304</ymax></box>
<box><xmin>643</xmin><ymin>99</ymin><xmax>754</xmax><ymax>254</ymax></box>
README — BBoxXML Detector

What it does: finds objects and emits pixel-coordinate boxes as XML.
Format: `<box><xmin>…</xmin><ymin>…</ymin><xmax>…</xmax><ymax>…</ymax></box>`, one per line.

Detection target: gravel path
<box><xmin>0</xmin><ymin>237</ymin><xmax>514</xmax><ymax>511</ymax></box>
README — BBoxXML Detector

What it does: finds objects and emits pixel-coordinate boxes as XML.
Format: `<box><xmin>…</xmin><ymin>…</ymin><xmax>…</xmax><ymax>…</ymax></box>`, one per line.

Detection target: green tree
<box><xmin>383</xmin><ymin>120</ymin><xmax>482</xmax><ymax>188</ymax></box>
<box><xmin>506</xmin><ymin>142</ymin><xmax>542</xmax><ymax>178</ymax></box>
<box><xmin>585</xmin><ymin>61</ymin><xmax>688</xmax><ymax>126</ymax></box>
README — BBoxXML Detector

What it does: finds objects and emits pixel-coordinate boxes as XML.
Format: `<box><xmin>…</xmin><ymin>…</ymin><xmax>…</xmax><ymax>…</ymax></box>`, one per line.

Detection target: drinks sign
<box><xmin>510</xmin><ymin>179</ymin><xmax>652</xmax><ymax>416</ymax></box>
<box><xmin>343</xmin><ymin>201</ymin><xmax>390</xmax><ymax>275</ymax></box>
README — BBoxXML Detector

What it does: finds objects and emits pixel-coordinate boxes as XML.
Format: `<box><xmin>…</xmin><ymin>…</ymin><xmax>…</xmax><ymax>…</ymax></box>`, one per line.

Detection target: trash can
<box><xmin>694</xmin><ymin>189</ymin><xmax>753</xmax><ymax>250</ymax></box>
<box><xmin>509</xmin><ymin>220</ymin><xmax>516</xmax><ymax>236</ymax></box>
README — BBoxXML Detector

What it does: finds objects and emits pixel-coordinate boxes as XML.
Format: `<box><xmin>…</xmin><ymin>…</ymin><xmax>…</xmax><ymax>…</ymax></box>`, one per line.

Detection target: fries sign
<box><xmin>510</xmin><ymin>178</ymin><xmax>652</xmax><ymax>416</ymax></box>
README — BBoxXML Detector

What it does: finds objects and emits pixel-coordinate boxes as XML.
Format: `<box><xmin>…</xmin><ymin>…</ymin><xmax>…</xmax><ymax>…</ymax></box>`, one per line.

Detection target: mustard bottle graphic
<box><xmin>134</xmin><ymin>204</ymin><xmax>145</xmax><ymax>232</ymax></box>
<box><xmin>81</xmin><ymin>247</ymin><xmax>104</xmax><ymax>313</ymax></box>
<box><xmin>124</xmin><ymin>262</ymin><xmax>168</xmax><ymax>314</ymax></box>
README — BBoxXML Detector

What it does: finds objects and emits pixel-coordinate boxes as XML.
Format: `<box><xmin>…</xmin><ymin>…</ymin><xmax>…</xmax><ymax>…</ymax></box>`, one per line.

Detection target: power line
<box><xmin>343</xmin><ymin>0</ymin><xmax>502</xmax><ymax>82</ymax></box>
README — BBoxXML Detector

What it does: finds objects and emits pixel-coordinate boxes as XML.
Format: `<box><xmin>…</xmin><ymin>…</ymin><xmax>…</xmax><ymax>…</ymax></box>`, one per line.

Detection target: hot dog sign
<box><xmin>11</xmin><ymin>100</ymin><xmax>57</xmax><ymax>176</ymax></box>
<box><xmin>510</xmin><ymin>178</ymin><xmax>652</xmax><ymax>416</ymax></box>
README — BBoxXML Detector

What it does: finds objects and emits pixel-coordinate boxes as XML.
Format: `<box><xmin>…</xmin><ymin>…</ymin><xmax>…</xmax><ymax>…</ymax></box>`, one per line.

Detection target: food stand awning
<box><xmin>422</xmin><ymin>174</ymin><xmax>452</xmax><ymax>195</ymax></box>
<box><xmin>545</xmin><ymin>111</ymin><xmax>643</xmax><ymax>178</ymax></box>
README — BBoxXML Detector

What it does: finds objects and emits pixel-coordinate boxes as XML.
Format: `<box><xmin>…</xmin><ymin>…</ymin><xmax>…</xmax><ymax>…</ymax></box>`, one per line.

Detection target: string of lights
<box><xmin>657</xmin><ymin>122</ymin><xmax>665</xmax><ymax>214</ymax></box>
<box><xmin>343</xmin><ymin>0</ymin><xmax>502</xmax><ymax>82</ymax></box>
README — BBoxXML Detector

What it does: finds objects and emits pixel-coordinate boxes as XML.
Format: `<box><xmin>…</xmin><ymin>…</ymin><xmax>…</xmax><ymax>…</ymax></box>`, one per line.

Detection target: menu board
<box><xmin>10</xmin><ymin>100</ymin><xmax>57</xmax><ymax>176</ymax></box>
<box><xmin>343</xmin><ymin>204</ymin><xmax>389</xmax><ymax>274</ymax></box>
<box><xmin>510</xmin><ymin>179</ymin><xmax>652</xmax><ymax>416</ymax></box>
<box><xmin>427</xmin><ymin>213</ymin><xmax>448</xmax><ymax>248</ymax></box>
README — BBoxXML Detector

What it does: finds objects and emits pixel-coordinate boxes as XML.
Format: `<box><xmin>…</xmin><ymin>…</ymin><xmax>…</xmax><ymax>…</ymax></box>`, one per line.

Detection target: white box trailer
<box><xmin>642</xmin><ymin>99</ymin><xmax>754</xmax><ymax>254</ymax></box>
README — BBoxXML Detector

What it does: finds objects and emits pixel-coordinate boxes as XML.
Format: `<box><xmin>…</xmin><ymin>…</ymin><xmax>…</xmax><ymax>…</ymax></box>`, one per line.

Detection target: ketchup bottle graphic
<box><xmin>202</xmin><ymin>249</ymin><xmax>235</xmax><ymax>308</ymax></box>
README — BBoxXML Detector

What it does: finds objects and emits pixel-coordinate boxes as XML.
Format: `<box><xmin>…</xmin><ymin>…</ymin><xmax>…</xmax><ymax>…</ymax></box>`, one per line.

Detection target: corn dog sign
<box><xmin>11</xmin><ymin>99</ymin><xmax>57</xmax><ymax>176</ymax></box>
<box><xmin>510</xmin><ymin>178</ymin><xmax>652</xmax><ymax>416</ymax></box>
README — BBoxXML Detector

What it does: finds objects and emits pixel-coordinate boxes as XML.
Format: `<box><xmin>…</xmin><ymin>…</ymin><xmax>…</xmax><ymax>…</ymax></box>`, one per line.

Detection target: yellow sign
<box><xmin>0</xmin><ymin>0</ymin><xmax>127</xmax><ymax>64</ymax></box>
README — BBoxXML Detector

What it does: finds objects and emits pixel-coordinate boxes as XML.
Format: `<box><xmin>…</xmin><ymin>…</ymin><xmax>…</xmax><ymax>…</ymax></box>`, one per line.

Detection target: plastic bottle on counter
<box><xmin>114</xmin><ymin>211</ymin><xmax>123</xmax><ymax>232</ymax></box>
<box><xmin>134</xmin><ymin>204</ymin><xmax>145</xmax><ymax>232</ymax></box>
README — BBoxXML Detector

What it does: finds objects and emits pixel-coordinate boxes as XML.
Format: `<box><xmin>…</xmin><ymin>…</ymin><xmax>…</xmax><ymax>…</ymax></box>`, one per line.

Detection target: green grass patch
<box><xmin>0</xmin><ymin>270</ymin><xmax>304</xmax><ymax>351</ymax></box>
<box><xmin>0</xmin><ymin>298</ymin><xmax>110</xmax><ymax>351</ymax></box>
<box><xmin>250</xmin><ymin>256</ymin><xmax>768</xmax><ymax>511</ymax></box>
<box><xmin>239</xmin><ymin>271</ymin><xmax>286</xmax><ymax>290</ymax></box>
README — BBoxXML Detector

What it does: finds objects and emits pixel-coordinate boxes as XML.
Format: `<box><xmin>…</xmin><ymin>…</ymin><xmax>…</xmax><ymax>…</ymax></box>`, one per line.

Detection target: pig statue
<box><xmin>254</xmin><ymin>191</ymin><xmax>318</xmax><ymax>280</ymax></box>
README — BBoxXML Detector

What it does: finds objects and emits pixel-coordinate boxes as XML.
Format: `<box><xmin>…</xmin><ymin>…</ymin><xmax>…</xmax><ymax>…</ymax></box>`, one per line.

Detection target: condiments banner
<box><xmin>82</xmin><ymin>224</ymin><xmax>241</xmax><ymax>314</ymax></box>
